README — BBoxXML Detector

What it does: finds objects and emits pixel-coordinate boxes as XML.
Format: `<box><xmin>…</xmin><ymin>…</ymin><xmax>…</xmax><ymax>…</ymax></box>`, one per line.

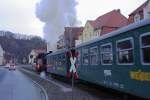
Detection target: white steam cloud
<box><xmin>35</xmin><ymin>0</ymin><xmax>79</xmax><ymax>44</ymax></box>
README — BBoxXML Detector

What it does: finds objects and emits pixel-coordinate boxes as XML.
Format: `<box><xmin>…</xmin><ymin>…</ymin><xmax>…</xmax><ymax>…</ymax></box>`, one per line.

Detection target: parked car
<box><xmin>9</xmin><ymin>64</ymin><xmax>16</xmax><ymax>70</ymax></box>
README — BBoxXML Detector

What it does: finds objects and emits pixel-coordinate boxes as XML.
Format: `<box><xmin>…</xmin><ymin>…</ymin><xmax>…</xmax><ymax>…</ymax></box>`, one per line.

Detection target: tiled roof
<box><xmin>129</xmin><ymin>0</ymin><xmax>149</xmax><ymax>16</ymax></box>
<box><xmin>88</xmin><ymin>9</ymin><xmax>128</xmax><ymax>29</ymax></box>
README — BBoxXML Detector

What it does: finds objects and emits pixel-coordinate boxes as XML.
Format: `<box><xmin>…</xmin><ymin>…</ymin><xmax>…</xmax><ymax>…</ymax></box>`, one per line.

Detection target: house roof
<box><xmin>129</xmin><ymin>0</ymin><xmax>150</xmax><ymax>16</ymax></box>
<box><xmin>88</xmin><ymin>9</ymin><xmax>128</xmax><ymax>29</ymax></box>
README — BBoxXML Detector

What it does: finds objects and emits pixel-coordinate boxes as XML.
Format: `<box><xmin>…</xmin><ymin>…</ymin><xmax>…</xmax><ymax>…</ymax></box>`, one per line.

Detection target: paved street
<box><xmin>0</xmin><ymin>67</ymin><xmax>43</xmax><ymax>100</ymax></box>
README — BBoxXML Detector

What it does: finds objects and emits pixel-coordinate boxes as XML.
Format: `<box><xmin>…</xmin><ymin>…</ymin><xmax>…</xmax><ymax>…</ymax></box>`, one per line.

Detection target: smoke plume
<box><xmin>35</xmin><ymin>0</ymin><xmax>79</xmax><ymax>44</ymax></box>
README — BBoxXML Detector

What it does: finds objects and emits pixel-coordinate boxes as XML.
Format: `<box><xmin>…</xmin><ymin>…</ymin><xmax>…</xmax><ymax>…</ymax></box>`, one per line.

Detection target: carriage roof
<box><xmin>76</xmin><ymin>18</ymin><xmax>150</xmax><ymax>48</ymax></box>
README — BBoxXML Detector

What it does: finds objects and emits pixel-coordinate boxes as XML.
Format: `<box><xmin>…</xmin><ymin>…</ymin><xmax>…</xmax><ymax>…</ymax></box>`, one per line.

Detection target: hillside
<box><xmin>0</xmin><ymin>31</ymin><xmax>47</xmax><ymax>63</ymax></box>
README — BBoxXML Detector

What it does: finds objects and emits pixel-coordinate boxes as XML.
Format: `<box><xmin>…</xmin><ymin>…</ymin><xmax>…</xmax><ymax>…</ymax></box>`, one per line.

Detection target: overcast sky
<box><xmin>0</xmin><ymin>0</ymin><xmax>147</xmax><ymax>38</ymax></box>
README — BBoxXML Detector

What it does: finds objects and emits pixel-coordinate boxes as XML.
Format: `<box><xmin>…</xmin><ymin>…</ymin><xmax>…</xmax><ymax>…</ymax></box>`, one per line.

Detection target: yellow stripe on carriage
<box><xmin>130</xmin><ymin>70</ymin><xmax>150</xmax><ymax>81</ymax></box>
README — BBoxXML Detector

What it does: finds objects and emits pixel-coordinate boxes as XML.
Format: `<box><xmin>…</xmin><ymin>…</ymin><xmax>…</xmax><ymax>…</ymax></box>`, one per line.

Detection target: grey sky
<box><xmin>0</xmin><ymin>0</ymin><xmax>44</xmax><ymax>37</ymax></box>
<box><xmin>0</xmin><ymin>0</ymin><xmax>147</xmax><ymax>38</ymax></box>
<box><xmin>76</xmin><ymin>0</ymin><xmax>147</xmax><ymax>25</ymax></box>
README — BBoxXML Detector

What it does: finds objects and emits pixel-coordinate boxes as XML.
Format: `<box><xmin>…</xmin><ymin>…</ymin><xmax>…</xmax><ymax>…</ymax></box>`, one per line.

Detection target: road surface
<box><xmin>0</xmin><ymin>66</ymin><xmax>43</xmax><ymax>100</ymax></box>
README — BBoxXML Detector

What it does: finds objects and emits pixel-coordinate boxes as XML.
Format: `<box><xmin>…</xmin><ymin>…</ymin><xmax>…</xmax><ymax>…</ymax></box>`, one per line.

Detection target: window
<box><xmin>117</xmin><ymin>38</ymin><xmax>134</xmax><ymax>64</ymax></box>
<box><xmin>101</xmin><ymin>43</ymin><xmax>113</xmax><ymax>65</ymax></box>
<box><xmin>82</xmin><ymin>48</ymin><xmax>89</xmax><ymax>65</ymax></box>
<box><xmin>77</xmin><ymin>50</ymin><xmax>81</xmax><ymax>65</ymax></box>
<box><xmin>51</xmin><ymin>56</ymin><xmax>54</xmax><ymax>65</ymax></box>
<box><xmin>54</xmin><ymin>56</ymin><xmax>58</xmax><ymax>66</ymax></box>
<box><xmin>134</xmin><ymin>14</ymin><xmax>140</xmax><ymax>22</ymax></box>
<box><xmin>90</xmin><ymin>47</ymin><xmax>98</xmax><ymax>65</ymax></box>
<box><xmin>61</xmin><ymin>55</ymin><xmax>66</xmax><ymax>66</ymax></box>
<box><xmin>141</xmin><ymin>33</ymin><xmax>150</xmax><ymax>64</ymax></box>
<box><xmin>56</xmin><ymin>56</ymin><xmax>61</xmax><ymax>66</ymax></box>
<box><xmin>47</xmin><ymin>57</ymin><xmax>50</xmax><ymax>65</ymax></box>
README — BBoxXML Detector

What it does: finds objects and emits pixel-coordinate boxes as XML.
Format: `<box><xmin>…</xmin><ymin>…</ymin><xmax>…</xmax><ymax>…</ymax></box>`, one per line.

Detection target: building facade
<box><xmin>0</xmin><ymin>45</ymin><xmax>4</xmax><ymax>65</ymax></box>
<box><xmin>144</xmin><ymin>0</ymin><xmax>150</xmax><ymax>19</ymax></box>
<box><xmin>64</xmin><ymin>27</ymin><xmax>83</xmax><ymax>48</ymax></box>
<box><xmin>77</xmin><ymin>9</ymin><xmax>128</xmax><ymax>44</ymax></box>
<box><xmin>128</xmin><ymin>0</ymin><xmax>150</xmax><ymax>24</ymax></box>
<box><xmin>78</xmin><ymin>21</ymin><xmax>99</xmax><ymax>43</ymax></box>
<box><xmin>28</xmin><ymin>49</ymin><xmax>46</xmax><ymax>64</ymax></box>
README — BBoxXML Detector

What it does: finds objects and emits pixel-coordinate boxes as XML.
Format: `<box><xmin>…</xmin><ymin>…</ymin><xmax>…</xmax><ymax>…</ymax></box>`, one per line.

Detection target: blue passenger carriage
<box><xmin>47</xmin><ymin>49</ymin><xmax>68</xmax><ymax>76</ymax></box>
<box><xmin>47</xmin><ymin>18</ymin><xmax>150</xmax><ymax>99</ymax></box>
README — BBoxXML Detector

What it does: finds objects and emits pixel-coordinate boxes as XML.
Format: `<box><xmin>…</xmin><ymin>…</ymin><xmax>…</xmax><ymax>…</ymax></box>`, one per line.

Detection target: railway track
<box><xmin>20</xmin><ymin>66</ymin><xmax>146</xmax><ymax>100</ymax></box>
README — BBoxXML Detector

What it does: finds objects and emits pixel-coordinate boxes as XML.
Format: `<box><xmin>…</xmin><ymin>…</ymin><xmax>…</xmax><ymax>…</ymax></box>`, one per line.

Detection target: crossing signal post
<box><xmin>67</xmin><ymin>50</ymin><xmax>78</xmax><ymax>100</ymax></box>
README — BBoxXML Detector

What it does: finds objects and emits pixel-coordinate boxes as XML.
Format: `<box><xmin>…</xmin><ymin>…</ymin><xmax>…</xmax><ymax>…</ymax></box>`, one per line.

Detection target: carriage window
<box><xmin>59</xmin><ymin>55</ymin><xmax>62</xmax><ymax>65</ymax></box>
<box><xmin>117</xmin><ymin>38</ymin><xmax>133</xmax><ymax>64</ymax></box>
<box><xmin>62</xmin><ymin>55</ymin><xmax>66</xmax><ymax>65</ymax></box>
<box><xmin>57</xmin><ymin>56</ymin><xmax>60</xmax><ymax>66</ymax></box>
<box><xmin>50</xmin><ymin>57</ymin><xmax>53</xmax><ymax>65</ymax></box>
<box><xmin>101</xmin><ymin>43</ymin><xmax>112</xmax><ymax>65</ymax></box>
<box><xmin>47</xmin><ymin>57</ymin><xmax>50</xmax><ymax>65</ymax></box>
<box><xmin>90</xmin><ymin>47</ymin><xmax>98</xmax><ymax>65</ymax></box>
<box><xmin>59</xmin><ymin>55</ymin><xmax>65</xmax><ymax>66</ymax></box>
<box><xmin>52</xmin><ymin>57</ymin><xmax>54</xmax><ymax>65</ymax></box>
<box><xmin>54</xmin><ymin>56</ymin><xmax>57</xmax><ymax>66</ymax></box>
<box><xmin>48</xmin><ymin>56</ymin><xmax>52</xmax><ymax>64</ymax></box>
<box><xmin>77</xmin><ymin>50</ymin><xmax>81</xmax><ymax>65</ymax></box>
<box><xmin>55</xmin><ymin>57</ymin><xmax>59</xmax><ymax>66</ymax></box>
<box><xmin>55</xmin><ymin>57</ymin><xmax>58</xmax><ymax>67</ymax></box>
<box><xmin>82</xmin><ymin>48</ymin><xmax>89</xmax><ymax>65</ymax></box>
<box><xmin>141</xmin><ymin>34</ymin><xmax>150</xmax><ymax>64</ymax></box>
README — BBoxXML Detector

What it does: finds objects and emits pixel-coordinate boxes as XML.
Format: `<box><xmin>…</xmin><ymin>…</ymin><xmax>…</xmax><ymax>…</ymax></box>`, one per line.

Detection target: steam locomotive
<box><xmin>35</xmin><ymin>51</ymin><xmax>52</xmax><ymax>74</ymax></box>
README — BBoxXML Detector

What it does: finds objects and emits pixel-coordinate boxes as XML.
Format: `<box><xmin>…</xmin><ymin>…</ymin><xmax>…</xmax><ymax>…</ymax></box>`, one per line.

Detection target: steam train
<box><xmin>35</xmin><ymin>52</ymin><xmax>52</xmax><ymax>73</ymax></box>
<box><xmin>36</xmin><ymin>18</ymin><xmax>150</xmax><ymax>99</ymax></box>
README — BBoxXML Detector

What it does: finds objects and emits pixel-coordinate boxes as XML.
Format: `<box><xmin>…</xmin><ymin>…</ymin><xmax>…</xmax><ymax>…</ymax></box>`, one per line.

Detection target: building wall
<box><xmin>78</xmin><ymin>22</ymin><xmax>100</xmax><ymax>44</ymax></box>
<box><xmin>128</xmin><ymin>1</ymin><xmax>150</xmax><ymax>24</ymax></box>
<box><xmin>82</xmin><ymin>22</ymin><xmax>93</xmax><ymax>42</ymax></box>
<box><xmin>28</xmin><ymin>51</ymin><xmax>37</xmax><ymax>64</ymax></box>
<box><xmin>65</xmin><ymin>33</ymin><xmax>74</xmax><ymax>48</ymax></box>
<box><xmin>0</xmin><ymin>46</ymin><xmax>4</xmax><ymax>65</ymax></box>
<box><xmin>144</xmin><ymin>1</ymin><xmax>150</xmax><ymax>19</ymax></box>
<box><xmin>92</xmin><ymin>29</ymin><xmax>100</xmax><ymax>39</ymax></box>
<box><xmin>128</xmin><ymin>11</ymin><xmax>144</xmax><ymax>24</ymax></box>
<box><xmin>28</xmin><ymin>49</ymin><xmax>46</xmax><ymax>64</ymax></box>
